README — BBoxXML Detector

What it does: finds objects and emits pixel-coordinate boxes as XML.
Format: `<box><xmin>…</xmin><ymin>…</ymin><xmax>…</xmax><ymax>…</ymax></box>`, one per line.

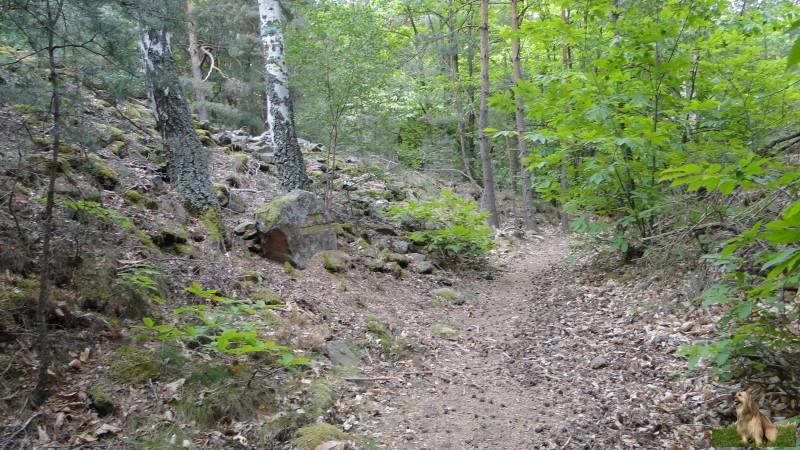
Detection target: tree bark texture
<box><xmin>187</xmin><ymin>1</ymin><xmax>208</xmax><ymax>121</ymax></box>
<box><xmin>33</xmin><ymin>1</ymin><xmax>64</xmax><ymax>405</ymax></box>
<box><xmin>258</xmin><ymin>0</ymin><xmax>311</xmax><ymax>192</ymax></box>
<box><xmin>478</xmin><ymin>0</ymin><xmax>499</xmax><ymax>228</ymax></box>
<box><xmin>560</xmin><ymin>9</ymin><xmax>572</xmax><ymax>233</ymax></box>
<box><xmin>511</xmin><ymin>0</ymin><xmax>539</xmax><ymax>232</ymax></box>
<box><xmin>139</xmin><ymin>27</ymin><xmax>219</xmax><ymax>214</ymax></box>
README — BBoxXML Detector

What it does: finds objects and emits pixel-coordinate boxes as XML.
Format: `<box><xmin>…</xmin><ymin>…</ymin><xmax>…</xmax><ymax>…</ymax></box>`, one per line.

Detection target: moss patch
<box><xmin>292</xmin><ymin>423</ymin><xmax>347</xmax><ymax>450</ymax></box>
<box><xmin>200</xmin><ymin>206</ymin><xmax>225</xmax><ymax>250</ymax></box>
<box><xmin>251</xmin><ymin>287</ymin><xmax>282</xmax><ymax>305</ymax></box>
<box><xmin>95</xmin><ymin>123</ymin><xmax>125</xmax><ymax>146</ymax></box>
<box><xmin>122</xmin><ymin>189</ymin><xmax>142</xmax><ymax>205</ymax></box>
<box><xmin>84</xmin><ymin>154</ymin><xmax>119</xmax><ymax>190</ymax></box>
<box><xmin>108</xmin><ymin>346</ymin><xmax>161</xmax><ymax>386</ymax></box>
<box><xmin>89</xmin><ymin>387</ymin><xmax>115</xmax><ymax>416</ymax></box>
<box><xmin>284</xmin><ymin>261</ymin><xmax>298</xmax><ymax>277</ymax></box>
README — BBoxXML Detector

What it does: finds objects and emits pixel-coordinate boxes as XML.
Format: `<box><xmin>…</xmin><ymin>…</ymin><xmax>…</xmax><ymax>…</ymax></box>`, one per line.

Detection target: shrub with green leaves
<box><xmin>663</xmin><ymin>155</ymin><xmax>800</xmax><ymax>379</ymax></box>
<box><xmin>133</xmin><ymin>282</ymin><xmax>308</xmax><ymax>370</ymax></box>
<box><xmin>385</xmin><ymin>190</ymin><xmax>494</xmax><ymax>265</ymax></box>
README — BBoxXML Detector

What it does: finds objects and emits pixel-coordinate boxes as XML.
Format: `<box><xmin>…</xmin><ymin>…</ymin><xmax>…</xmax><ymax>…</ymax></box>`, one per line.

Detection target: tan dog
<box><xmin>733</xmin><ymin>391</ymin><xmax>779</xmax><ymax>445</ymax></box>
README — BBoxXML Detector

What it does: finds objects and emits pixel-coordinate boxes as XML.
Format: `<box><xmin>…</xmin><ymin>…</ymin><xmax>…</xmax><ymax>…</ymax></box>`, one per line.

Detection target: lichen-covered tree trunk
<box><xmin>478</xmin><ymin>0</ymin><xmax>499</xmax><ymax>228</ymax></box>
<box><xmin>139</xmin><ymin>26</ymin><xmax>226</xmax><ymax>248</ymax></box>
<box><xmin>257</xmin><ymin>0</ymin><xmax>311</xmax><ymax>192</ymax></box>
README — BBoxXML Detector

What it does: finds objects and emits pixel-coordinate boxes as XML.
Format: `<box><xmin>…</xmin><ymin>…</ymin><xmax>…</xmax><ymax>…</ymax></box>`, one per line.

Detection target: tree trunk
<box><xmin>187</xmin><ymin>1</ymin><xmax>208</xmax><ymax>121</ymax></box>
<box><xmin>258</xmin><ymin>0</ymin><xmax>311</xmax><ymax>192</ymax></box>
<box><xmin>139</xmin><ymin>26</ymin><xmax>226</xmax><ymax>249</ymax></box>
<box><xmin>447</xmin><ymin>16</ymin><xmax>474</xmax><ymax>183</ymax></box>
<box><xmin>560</xmin><ymin>9</ymin><xmax>572</xmax><ymax>233</ymax></box>
<box><xmin>32</xmin><ymin>0</ymin><xmax>65</xmax><ymax>405</ymax></box>
<box><xmin>478</xmin><ymin>0</ymin><xmax>499</xmax><ymax>228</ymax></box>
<box><xmin>511</xmin><ymin>0</ymin><xmax>539</xmax><ymax>232</ymax></box>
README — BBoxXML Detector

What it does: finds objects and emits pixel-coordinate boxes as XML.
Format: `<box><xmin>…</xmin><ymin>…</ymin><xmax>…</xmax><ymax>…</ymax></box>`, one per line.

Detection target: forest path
<box><xmin>365</xmin><ymin>233</ymin><xmax>712</xmax><ymax>449</ymax></box>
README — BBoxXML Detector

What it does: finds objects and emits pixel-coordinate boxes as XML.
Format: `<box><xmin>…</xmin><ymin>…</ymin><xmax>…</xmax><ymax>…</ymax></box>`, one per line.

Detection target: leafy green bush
<box><xmin>663</xmin><ymin>156</ymin><xmax>800</xmax><ymax>379</ymax></box>
<box><xmin>386</xmin><ymin>190</ymin><xmax>494</xmax><ymax>265</ymax></box>
<box><xmin>133</xmin><ymin>282</ymin><xmax>308</xmax><ymax>370</ymax></box>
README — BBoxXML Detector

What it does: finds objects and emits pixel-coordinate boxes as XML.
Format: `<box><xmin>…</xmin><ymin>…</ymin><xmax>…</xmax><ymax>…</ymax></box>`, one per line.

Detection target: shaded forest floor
<box><xmin>343</xmin><ymin>231</ymin><xmax>800</xmax><ymax>450</ymax></box>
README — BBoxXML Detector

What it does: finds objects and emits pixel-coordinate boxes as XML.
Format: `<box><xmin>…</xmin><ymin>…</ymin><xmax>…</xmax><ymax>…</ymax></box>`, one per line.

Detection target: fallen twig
<box><xmin>1</xmin><ymin>413</ymin><xmax>40</xmax><ymax>450</ymax></box>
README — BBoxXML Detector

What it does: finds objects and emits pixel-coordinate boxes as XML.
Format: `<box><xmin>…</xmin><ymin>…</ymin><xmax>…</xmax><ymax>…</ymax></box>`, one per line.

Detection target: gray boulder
<box><xmin>252</xmin><ymin>190</ymin><xmax>337</xmax><ymax>268</ymax></box>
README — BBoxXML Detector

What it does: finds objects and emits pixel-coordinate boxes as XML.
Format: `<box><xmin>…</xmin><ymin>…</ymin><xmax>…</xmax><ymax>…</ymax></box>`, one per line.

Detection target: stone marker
<box><xmin>252</xmin><ymin>190</ymin><xmax>337</xmax><ymax>268</ymax></box>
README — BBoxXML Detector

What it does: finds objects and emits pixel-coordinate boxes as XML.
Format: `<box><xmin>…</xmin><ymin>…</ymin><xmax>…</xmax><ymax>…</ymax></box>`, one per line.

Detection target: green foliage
<box><xmin>119</xmin><ymin>263</ymin><xmax>166</xmax><ymax>305</ymax></box>
<box><xmin>497</xmin><ymin>0</ymin><xmax>800</xmax><ymax>257</ymax></box>
<box><xmin>57</xmin><ymin>200</ymin><xmax>133</xmax><ymax>229</ymax></box>
<box><xmin>386</xmin><ymin>190</ymin><xmax>494</xmax><ymax>264</ymax></box>
<box><xmin>665</xmin><ymin>161</ymin><xmax>800</xmax><ymax>379</ymax></box>
<box><xmin>133</xmin><ymin>282</ymin><xmax>308</xmax><ymax>369</ymax></box>
<box><xmin>288</xmin><ymin>1</ymin><xmax>398</xmax><ymax>152</ymax></box>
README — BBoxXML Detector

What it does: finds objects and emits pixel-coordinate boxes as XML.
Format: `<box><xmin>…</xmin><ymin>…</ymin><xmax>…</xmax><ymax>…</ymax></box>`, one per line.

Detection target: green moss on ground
<box><xmin>122</xmin><ymin>190</ymin><xmax>142</xmax><ymax>205</ymax></box>
<box><xmin>95</xmin><ymin>123</ymin><xmax>125</xmax><ymax>146</ymax></box>
<box><xmin>292</xmin><ymin>423</ymin><xmax>347</xmax><ymax>450</ymax></box>
<box><xmin>89</xmin><ymin>387</ymin><xmax>115</xmax><ymax>416</ymax></box>
<box><xmin>84</xmin><ymin>154</ymin><xmax>119</xmax><ymax>190</ymax></box>
<box><xmin>108</xmin><ymin>346</ymin><xmax>161</xmax><ymax>386</ymax></box>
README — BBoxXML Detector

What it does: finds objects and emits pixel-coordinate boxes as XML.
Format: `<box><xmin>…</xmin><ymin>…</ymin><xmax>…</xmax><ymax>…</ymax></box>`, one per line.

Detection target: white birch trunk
<box><xmin>258</xmin><ymin>0</ymin><xmax>311</xmax><ymax>192</ymax></box>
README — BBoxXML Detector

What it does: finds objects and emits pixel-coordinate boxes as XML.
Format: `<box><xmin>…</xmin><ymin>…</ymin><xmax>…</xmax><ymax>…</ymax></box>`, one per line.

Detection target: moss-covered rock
<box><xmin>292</xmin><ymin>423</ymin><xmax>347</xmax><ymax>450</ymax></box>
<box><xmin>95</xmin><ymin>124</ymin><xmax>125</xmax><ymax>146</ymax></box>
<box><xmin>284</xmin><ymin>261</ymin><xmax>297</xmax><ymax>277</ymax></box>
<box><xmin>200</xmin><ymin>206</ymin><xmax>226</xmax><ymax>250</ymax></box>
<box><xmin>196</xmin><ymin>128</ymin><xmax>213</xmax><ymax>146</ymax></box>
<box><xmin>434</xmin><ymin>288</ymin><xmax>465</xmax><ymax>305</ymax></box>
<box><xmin>84</xmin><ymin>153</ymin><xmax>119</xmax><ymax>190</ymax></box>
<box><xmin>251</xmin><ymin>287</ymin><xmax>282</xmax><ymax>305</ymax></box>
<box><xmin>89</xmin><ymin>387</ymin><xmax>115</xmax><ymax>416</ymax></box>
<box><xmin>322</xmin><ymin>250</ymin><xmax>350</xmax><ymax>273</ymax></box>
<box><xmin>108</xmin><ymin>346</ymin><xmax>160</xmax><ymax>386</ymax></box>
<box><xmin>107</xmin><ymin>140</ymin><xmax>126</xmax><ymax>157</ymax></box>
<box><xmin>122</xmin><ymin>189</ymin><xmax>142</xmax><ymax>205</ymax></box>
<box><xmin>232</xmin><ymin>153</ymin><xmax>249</xmax><ymax>172</ymax></box>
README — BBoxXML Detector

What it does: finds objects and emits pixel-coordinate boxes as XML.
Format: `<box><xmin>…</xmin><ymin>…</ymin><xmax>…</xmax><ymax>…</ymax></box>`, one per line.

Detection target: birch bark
<box><xmin>258</xmin><ymin>0</ymin><xmax>311</xmax><ymax>192</ymax></box>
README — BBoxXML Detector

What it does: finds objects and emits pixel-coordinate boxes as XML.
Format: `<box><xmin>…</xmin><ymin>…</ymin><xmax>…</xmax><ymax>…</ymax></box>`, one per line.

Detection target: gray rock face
<box><xmin>324</xmin><ymin>341</ymin><xmax>361</xmax><ymax>367</ymax></box>
<box><xmin>252</xmin><ymin>190</ymin><xmax>337</xmax><ymax>268</ymax></box>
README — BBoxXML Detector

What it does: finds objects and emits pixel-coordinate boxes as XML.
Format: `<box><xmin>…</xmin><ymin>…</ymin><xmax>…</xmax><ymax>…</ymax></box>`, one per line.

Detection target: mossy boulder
<box><xmin>434</xmin><ymin>288</ymin><xmax>465</xmax><ymax>305</ymax></box>
<box><xmin>84</xmin><ymin>154</ymin><xmax>119</xmax><ymax>190</ymax></box>
<box><xmin>95</xmin><ymin>124</ymin><xmax>125</xmax><ymax>146</ymax></box>
<box><xmin>89</xmin><ymin>387</ymin><xmax>115</xmax><ymax>416</ymax></box>
<box><xmin>196</xmin><ymin>129</ymin><xmax>214</xmax><ymax>146</ymax></box>
<box><xmin>150</xmin><ymin>225</ymin><xmax>188</xmax><ymax>250</ymax></box>
<box><xmin>252</xmin><ymin>190</ymin><xmax>338</xmax><ymax>268</ymax></box>
<box><xmin>321</xmin><ymin>250</ymin><xmax>351</xmax><ymax>273</ymax></box>
<box><xmin>292</xmin><ymin>423</ymin><xmax>347</xmax><ymax>450</ymax></box>
<box><xmin>108</xmin><ymin>346</ymin><xmax>160</xmax><ymax>386</ymax></box>
<box><xmin>122</xmin><ymin>189</ymin><xmax>142</xmax><ymax>205</ymax></box>
<box><xmin>251</xmin><ymin>287</ymin><xmax>282</xmax><ymax>305</ymax></box>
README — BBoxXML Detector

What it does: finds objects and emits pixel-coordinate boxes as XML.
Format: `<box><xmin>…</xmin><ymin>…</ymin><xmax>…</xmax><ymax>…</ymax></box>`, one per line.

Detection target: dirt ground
<box><xmin>330</xmin><ymin>230</ymin><xmax>799</xmax><ymax>450</ymax></box>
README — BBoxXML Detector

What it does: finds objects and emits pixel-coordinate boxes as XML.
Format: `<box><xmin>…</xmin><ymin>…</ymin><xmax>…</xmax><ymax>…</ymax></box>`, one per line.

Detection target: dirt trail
<box><xmin>364</xmin><ymin>233</ymin><xmax>713</xmax><ymax>450</ymax></box>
